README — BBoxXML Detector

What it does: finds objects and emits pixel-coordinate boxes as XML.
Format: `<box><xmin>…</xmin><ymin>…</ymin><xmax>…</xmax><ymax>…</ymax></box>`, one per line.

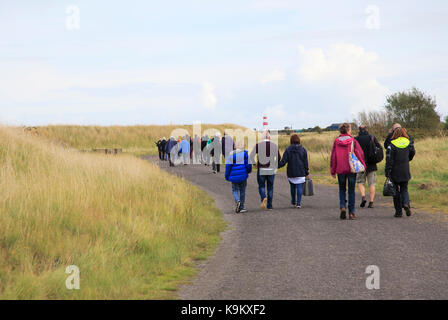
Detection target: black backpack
<box><xmin>367</xmin><ymin>135</ymin><xmax>384</xmax><ymax>164</ymax></box>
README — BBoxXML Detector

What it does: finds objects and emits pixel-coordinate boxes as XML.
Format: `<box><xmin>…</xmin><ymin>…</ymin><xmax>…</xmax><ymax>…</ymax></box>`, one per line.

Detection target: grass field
<box><xmin>35</xmin><ymin>124</ymin><xmax>245</xmax><ymax>156</ymax></box>
<box><xmin>0</xmin><ymin>126</ymin><xmax>226</xmax><ymax>299</ymax></box>
<box><xmin>277</xmin><ymin>131</ymin><xmax>448</xmax><ymax>214</ymax></box>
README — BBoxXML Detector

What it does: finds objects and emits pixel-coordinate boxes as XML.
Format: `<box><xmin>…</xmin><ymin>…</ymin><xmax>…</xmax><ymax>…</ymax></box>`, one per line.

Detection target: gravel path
<box><xmin>148</xmin><ymin>157</ymin><xmax>448</xmax><ymax>299</ymax></box>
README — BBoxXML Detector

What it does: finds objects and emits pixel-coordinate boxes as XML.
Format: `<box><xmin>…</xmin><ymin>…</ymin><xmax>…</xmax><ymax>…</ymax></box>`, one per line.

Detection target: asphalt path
<box><xmin>148</xmin><ymin>157</ymin><xmax>448</xmax><ymax>300</ymax></box>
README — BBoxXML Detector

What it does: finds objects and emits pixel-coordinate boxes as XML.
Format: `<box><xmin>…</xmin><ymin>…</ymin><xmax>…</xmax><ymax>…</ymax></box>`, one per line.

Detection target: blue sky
<box><xmin>1</xmin><ymin>0</ymin><xmax>447</xmax><ymax>129</ymax></box>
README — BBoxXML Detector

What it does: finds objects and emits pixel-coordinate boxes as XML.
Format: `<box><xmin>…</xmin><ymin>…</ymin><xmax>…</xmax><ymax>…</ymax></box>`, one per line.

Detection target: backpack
<box><xmin>367</xmin><ymin>135</ymin><xmax>384</xmax><ymax>164</ymax></box>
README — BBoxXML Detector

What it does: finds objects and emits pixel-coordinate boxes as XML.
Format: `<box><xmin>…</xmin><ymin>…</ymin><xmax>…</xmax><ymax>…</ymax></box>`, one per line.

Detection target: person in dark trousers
<box><xmin>385</xmin><ymin>127</ymin><xmax>416</xmax><ymax>218</ymax></box>
<box><xmin>355</xmin><ymin>126</ymin><xmax>382</xmax><ymax>208</ymax></box>
<box><xmin>210</xmin><ymin>133</ymin><xmax>222</xmax><ymax>173</ymax></box>
<box><xmin>201</xmin><ymin>135</ymin><xmax>209</xmax><ymax>165</ymax></box>
<box><xmin>222</xmin><ymin>131</ymin><xmax>235</xmax><ymax>160</ymax></box>
<box><xmin>250</xmin><ymin>131</ymin><xmax>281</xmax><ymax>211</ymax></box>
<box><xmin>278</xmin><ymin>134</ymin><xmax>310</xmax><ymax>209</ymax></box>
<box><xmin>160</xmin><ymin>137</ymin><xmax>167</xmax><ymax>161</ymax></box>
<box><xmin>330</xmin><ymin>123</ymin><xmax>366</xmax><ymax>220</ymax></box>
<box><xmin>384</xmin><ymin>123</ymin><xmax>413</xmax><ymax>149</ymax></box>
<box><xmin>165</xmin><ymin>136</ymin><xmax>178</xmax><ymax>167</ymax></box>
<box><xmin>193</xmin><ymin>134</ymin><xmax>201</xmax><ymax>164</ymax></box>
<box><xmin>225</xmin><ymin>140</ymin><xmax>252</xmax><ymax>213</ymax></box>
<box><xmin>155</xmin><ymin>139</ymin><xmax>163</xmax><ymax>160</ymax></box>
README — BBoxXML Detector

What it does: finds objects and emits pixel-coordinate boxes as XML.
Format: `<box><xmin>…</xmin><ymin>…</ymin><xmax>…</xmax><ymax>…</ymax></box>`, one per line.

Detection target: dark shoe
<box><xmin>349</xmin><ymin>213</ymin><xmax>356</xmax><ymax>220</ymax></box>
<box><xmin>360</xmin><ymin>197</ymin><xmax>367</xmax><ymax>208</ymax></box>
<box><xmin>403</xmin><ymin>205</ymin><xmax>411</xmax><ymax>216</ymax></box>
<box><xmin>235</xmin><ymin>201</ymin><xmax>241</xmax><ymax>213</ymax></box>
<box><xmin>340</xmin><ymin>208</ymin><xmax>347</xmax><ymax>220</ymax></box>
<box><xmin>394</xmin><ymin>212</ymin><xmax>403</xmax><ymax>218</ymax></box>
<box><xmin>368</xmin><ymin>202</ymin><xmax>374</xmax><ymax>208</ymax></box>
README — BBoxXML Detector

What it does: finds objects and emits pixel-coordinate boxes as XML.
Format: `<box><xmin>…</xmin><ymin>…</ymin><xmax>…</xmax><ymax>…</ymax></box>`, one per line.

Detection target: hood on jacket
<box><xmin>288</xmin><ymin>144</ymin><xmax>305</xmax><ymax>152</ymax></box>
<box><xmin>335</xmin><ymin>134</ymin><xmax>354</xmax><ymax>147</ymax></box>
<box><xmin>391</xmin><ymin>137</ymin><xmax>410</xmax><ymax>149</ymax></box>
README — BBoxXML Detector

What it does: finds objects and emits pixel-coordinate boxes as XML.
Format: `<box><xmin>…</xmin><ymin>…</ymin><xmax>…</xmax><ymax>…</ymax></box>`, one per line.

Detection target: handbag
<box><xmin>303</xmin><ymin>178</ymin><xmax>314</xmax><ymax>196</ymax></box>
<box><xmin>349</xmin><ymin>140</ymin><xmax>365</xmax><ymax>173</ymax></box>
<box><xmin>383</xmin><ymin>178</ymin><xmax>396</xmax><ymax>197</ymax></box>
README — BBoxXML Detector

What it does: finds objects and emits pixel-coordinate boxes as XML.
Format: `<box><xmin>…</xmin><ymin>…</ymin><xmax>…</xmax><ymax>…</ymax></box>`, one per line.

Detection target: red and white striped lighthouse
<box><xmin>262</xmin><ymin>115</ymin><xmax>268</xmax><ymax>130</ymax></box>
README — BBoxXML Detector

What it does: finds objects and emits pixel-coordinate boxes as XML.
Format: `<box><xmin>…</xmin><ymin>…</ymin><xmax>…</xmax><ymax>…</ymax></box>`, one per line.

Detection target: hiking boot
<box><xmin>394</xmin><ymin>212</ymin><xmax>403</xmax><ymax>218</ymax></box>
<box><xmin>235</xmin><ymin>201</ymin><xmax>241</xmax><ymax>213</ymax></box>
<box><xmin>340</xmin><ymin>208</ymin><xmax>347</xmax><ymax>220</ymax></box>
<box><xmin>403</xmin><ymin>205</ymin><xmax>411</xmax><ymax>216</ymax></box>
<box><xmin>368</xmin><ymin>202</ymin><xmax>374</xmax><ymax>208</ymax></box>
<box><xmin>360</xmin><ymin>197</ymin><xmax>367</xmax><ymax>208</ymax></box>
<box><xmin>349</xmin><ymin>213</ymin><xmax>356</xmax><ymax>220</ymax></box>
<box><xmin>261</xmin><ymin>198</ymin><xmax>267</xmax><ymax>210</ymax></box>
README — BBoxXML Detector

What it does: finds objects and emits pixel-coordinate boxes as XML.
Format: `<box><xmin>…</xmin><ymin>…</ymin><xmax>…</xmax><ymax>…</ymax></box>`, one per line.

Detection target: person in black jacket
<box><xmin>155</xmin><ymin>139</ymin><xmax>163</xmax><ymax>160</ymax></box>
<box><xmin>160</xmin><ymin>137</ymin><xmax>167</xmax><ymax>161</ymax></box>
<box><xmin>355</xmin><ymin>126</ymin><xmax>382</xmax><ymax>208</ymax></box>
<box><xmin>201</xmin><ymin>135</ymin><xmax>209</xmax><ymax>165</ymax></box>
<box><xmin>384</xmin><ymin>123</ymin><xmax>413</xmax><ymax>149</ymax></box>
<box><xmin>385</xmin><ymin>127</ymin><xmax>416</xmax><ymax>218</ymax></box>
<box><xmin>210</xmin><ymin>133</ymin><xmax>222</xmax><ymax>173</ymax></box>
<box><xmin>278</xmin><ymin>134</ymin><xmax>309</xmax><ymax>208</ymax></box>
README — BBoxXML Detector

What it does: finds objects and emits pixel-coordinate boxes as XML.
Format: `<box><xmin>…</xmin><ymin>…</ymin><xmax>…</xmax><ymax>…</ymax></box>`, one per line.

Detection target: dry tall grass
<box><xmin>36</xmin><ymin>124</ymin><xmax>245</xmax><ymax>156</ymax></box>
<box><xmin>0</xmin><ymin>126</ymin><xmax>225</xmax><ymax>299</ymax></box>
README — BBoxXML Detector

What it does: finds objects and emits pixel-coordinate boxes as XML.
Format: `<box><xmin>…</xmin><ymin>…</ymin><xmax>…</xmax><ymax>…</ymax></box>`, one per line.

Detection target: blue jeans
<box><xmin>232</xmin><ymin>181</ymin><xmax>247</xmax><ymax>209</ymax></box>
<box><xmin>337</xmin><ymin>173</ymin><xmax>357</xmax><ymax>213</ymax></box>
<box><xmin>290</xmin><ymin>182</ymin><xmax>304</xmax><ymax>205</ymax></box>
<box><xmin>393</xmin><ymin>181</ymin><xmax>410</xmax><ymax>214</ymax></box>
<box><xmin>257</xmin><ymin>171</ymin><xmax>275</xmax><ymax>209</ymax></box>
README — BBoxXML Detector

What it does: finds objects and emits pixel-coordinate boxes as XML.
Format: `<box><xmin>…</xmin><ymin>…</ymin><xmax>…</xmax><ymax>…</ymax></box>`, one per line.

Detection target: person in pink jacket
<box><xmin>330</xmin><ymin>123</ymin><xmax>366</xmax><ymax>220</ymax></box>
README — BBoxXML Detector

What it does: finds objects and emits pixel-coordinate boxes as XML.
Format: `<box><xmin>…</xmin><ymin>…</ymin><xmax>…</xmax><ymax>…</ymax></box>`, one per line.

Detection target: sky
<box><xmin>1</xmin><ymin>0</ymin><xmax>447</xmax><ymax>129</ymax></box>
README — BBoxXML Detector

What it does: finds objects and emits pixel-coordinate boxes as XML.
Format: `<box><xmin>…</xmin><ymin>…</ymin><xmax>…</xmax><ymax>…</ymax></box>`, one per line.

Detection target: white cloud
<box><xmin>201</xmin><ymin>82</ymin><xmax>217</xmax><ymax>110</ymax></box>
<box><xmin>260</xmin><ymin>69</ymin><xmax>285</xmax><ymax>85</ymax></box>
<box><xmin>297</xmin><ymin>43</ymin><xmax>390</xmax><ymax>114</ymax></box>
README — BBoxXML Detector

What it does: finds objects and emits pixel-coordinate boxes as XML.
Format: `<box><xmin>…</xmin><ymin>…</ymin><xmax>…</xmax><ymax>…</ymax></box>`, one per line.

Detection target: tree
<box><xmin>312</xmin><ymin>126</ymin><xmax>323</xmax><ymax>134</ymax></box>
<box><xmin>384</xmin><ymin>87</ymin><xmax>440</xmax><ymax>129</ymax></box>
<box><xmin>444</xmin><ymin>116</ymin><xmax>448</xmax><ymax>130</ymax></box>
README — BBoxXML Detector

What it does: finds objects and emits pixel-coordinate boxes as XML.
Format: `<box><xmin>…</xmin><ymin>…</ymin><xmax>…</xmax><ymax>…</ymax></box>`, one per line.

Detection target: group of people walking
<box><xmin>330</xmin><ymin>122</ymin><xmax>415</xmax><ymax>219</ymax></box>
<box><xmin>156</xmin><ymin>122</ymin><xmax>415</xmax><ymax>218</ymax></box>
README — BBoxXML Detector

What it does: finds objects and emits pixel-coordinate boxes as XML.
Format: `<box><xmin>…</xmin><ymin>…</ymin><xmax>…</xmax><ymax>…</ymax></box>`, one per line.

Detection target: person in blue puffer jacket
<box><xmin>225</xmin><ymin>140</ymin><xmax>252</xmax><ymax>213</ymax></box>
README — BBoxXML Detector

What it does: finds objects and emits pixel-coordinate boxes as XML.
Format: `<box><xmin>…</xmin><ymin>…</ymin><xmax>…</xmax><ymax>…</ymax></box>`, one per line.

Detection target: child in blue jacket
<box><xmin>225</xmin><ymin>141</ymin><xmax>252</xmax><ymax>213</ymax></box>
